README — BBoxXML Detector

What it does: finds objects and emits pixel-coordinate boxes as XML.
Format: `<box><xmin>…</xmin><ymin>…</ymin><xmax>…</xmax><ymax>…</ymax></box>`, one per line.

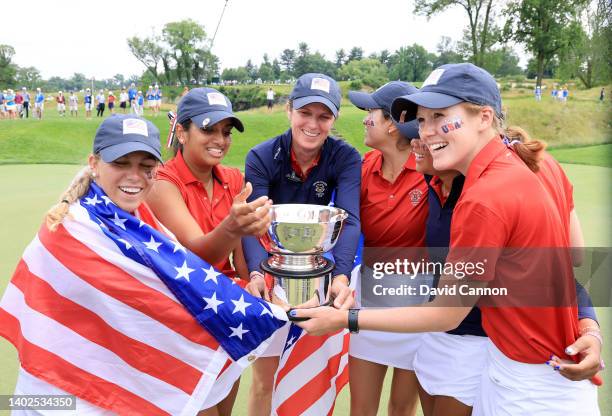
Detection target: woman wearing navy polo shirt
<box><xmin>242</xmin><ymin>73</ymin><xmax>361</xmax><ymax>416</ymax></box>
<box><xmin>294</xmin><ymin>64</ymin><xmax>601</xmax><ymax>415</ymax></box>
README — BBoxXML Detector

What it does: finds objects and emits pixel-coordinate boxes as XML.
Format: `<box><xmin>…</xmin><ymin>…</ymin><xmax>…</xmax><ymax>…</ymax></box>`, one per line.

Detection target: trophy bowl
<box><xmin>258</xmin><ymin>204</ymin><xmax>349</xmax><ymax>316</ymax></box>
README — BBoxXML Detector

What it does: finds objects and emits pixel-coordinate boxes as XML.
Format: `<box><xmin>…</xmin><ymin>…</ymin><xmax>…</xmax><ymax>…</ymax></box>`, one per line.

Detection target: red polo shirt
<box><xmin>448</xmin><ymin>139</ymin><xmax>578</xmax><ymax>364</ymax></box>
<box><xmin>360</xmin><ymin>150</ymin><xmax>428</xmax><ymax>248</ymax></box>
<box><xmin>155</xmin><ymin>151</ymin><xmax>244</xmax><ymax>277</ymax></box>
<box><xmin>290</xmin><ymin>147</ymin><xmax>320</xmax><ymax>181</ymax></box>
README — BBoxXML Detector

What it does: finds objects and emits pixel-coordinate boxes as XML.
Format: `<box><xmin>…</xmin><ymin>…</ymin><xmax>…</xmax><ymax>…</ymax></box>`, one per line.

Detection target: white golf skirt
<box><xmin>413</xmin><ymin>332</ymin><xmax>488</xmax><ymax>406</ymax></box>
<box><xmin>472</xmin><ymin>340</ymin><xmax>600</xmax><ymax>416</ymax></box>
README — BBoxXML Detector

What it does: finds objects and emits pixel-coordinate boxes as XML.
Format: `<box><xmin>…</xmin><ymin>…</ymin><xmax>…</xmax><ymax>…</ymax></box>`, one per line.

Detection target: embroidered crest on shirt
<box><xmin>409</xmin><ymin>188</ymin><xmax>423</xmax><ymax>206</ymax></box>
<box><xmin>313</xmin><ymin>181</ymin><xmax>328</xmax><ymax>198</ymax></box>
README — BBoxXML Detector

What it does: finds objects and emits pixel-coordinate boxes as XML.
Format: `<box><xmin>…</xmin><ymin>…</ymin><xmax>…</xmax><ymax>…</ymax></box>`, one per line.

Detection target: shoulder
<box><xmin>218</xmin><ymin>165</ymin><xmax>244</xmax><ymax>194</ymax></box>
<box><xmin>248</xmin><ymin>131</ymin><xmax>286</xmax><ymax>162</ymax></box>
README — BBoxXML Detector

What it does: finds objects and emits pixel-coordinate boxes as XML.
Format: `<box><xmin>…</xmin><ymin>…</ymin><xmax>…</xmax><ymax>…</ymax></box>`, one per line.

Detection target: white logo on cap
<box><xmin>207</xmin><ymin>92</ymin><xmax>228</xmax><ymax>107</ymax></box>
<box><xmin>310</xmin><ymin>77</ymin><xmax>330</xmax><ymax>93</ymax></box>
<box><xmin>122</xmin><ymin>118</ymin><xmax>148</xmax><ymax>137</ymax></box>
<box><xmin>202</xmin><ymin>118</ymin><xmax>210</xmax><ymax>127</ymax></box>
<box><xmin>422</xmin><ymin>69</ymin><xmax>445</xmax><ymax>88</ymax></box>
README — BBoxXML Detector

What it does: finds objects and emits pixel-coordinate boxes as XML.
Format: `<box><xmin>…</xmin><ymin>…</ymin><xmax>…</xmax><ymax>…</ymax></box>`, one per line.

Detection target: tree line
<box><xmin>0</xmin><ymin>0</ymin><xmax>609</xmax><ymax>91</ymax></box>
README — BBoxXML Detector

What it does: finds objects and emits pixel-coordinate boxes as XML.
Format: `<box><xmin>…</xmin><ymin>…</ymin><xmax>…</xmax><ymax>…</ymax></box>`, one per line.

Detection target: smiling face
<box><xmin>363</xmin><ymin>109</ymin><xmax>393</xmax><ymax>149</ymax></box>
<box><xmin>179</xmin><ymin>118</ymin><xmax>233</xmax><ymax>168</ymax></box>
<box><xmin>410</xmin><ymin>138</ymin><xmax>437</xmax><ymax>175</ymax></box>
<box><xmin>288</xmin><ymin>102</ymin><xmax>335</xmax><ymax>153</ymax></box>
<box><xmin>89</xmin><ymin>151</ymin><xmax>158</xmax><ymax>212</ymax></box>
<box><xmin>417</xmin><ymin>103</ymin><xmax>492</xmax><ymax>173</ymax></box>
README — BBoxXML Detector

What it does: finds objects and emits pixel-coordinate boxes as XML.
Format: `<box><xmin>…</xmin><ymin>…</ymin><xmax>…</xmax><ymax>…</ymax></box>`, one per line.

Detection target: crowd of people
<box><xmin>0</xmin><ymin>83</ymin><xmax>163</xmax><ymax>120</ymax></box>
<box><xmin>0</xmin><ymin>65</ymin><xmax>605</xmax><ymax>416</ymax></box>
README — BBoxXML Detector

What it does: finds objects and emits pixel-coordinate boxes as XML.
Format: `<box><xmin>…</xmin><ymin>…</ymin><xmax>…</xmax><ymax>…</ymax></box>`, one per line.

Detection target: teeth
<box><xmin>414</xmin><ymin>153</ymin><xmax>424</xmax><ymax>160</ymax></box>
<box><xmin>302</xmin><ymin>129</ymin><xmax>319</xmax><ymax>137</ymax></box>
<box><xmin>119</xmin><ymin>186</ymin><xmax>142</xmax><ymax>194</ymax></box>
<box><xmin>430</xmin><ymin>142</ymin><xmax>448</xmax><ymax>151</ymax></box>
<box><xmin>207</xmin><ymin>148</ymin><xmax>223</xmax><ymax>156</ymax></box>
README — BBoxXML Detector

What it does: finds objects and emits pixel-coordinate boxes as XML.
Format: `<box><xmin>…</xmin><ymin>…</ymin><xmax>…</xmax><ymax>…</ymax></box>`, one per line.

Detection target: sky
<box><xmin>4</xmin><ymin>0</ymin><xmax>518</xmax><ymax>80</ymax></box>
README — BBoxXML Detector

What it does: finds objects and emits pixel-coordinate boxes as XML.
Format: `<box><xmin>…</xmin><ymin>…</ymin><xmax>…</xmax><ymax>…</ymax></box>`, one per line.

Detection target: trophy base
<box><xmin>260</xmin><ymin>257</ymin><xmax>335</xmax><ymax>278</ymax></box>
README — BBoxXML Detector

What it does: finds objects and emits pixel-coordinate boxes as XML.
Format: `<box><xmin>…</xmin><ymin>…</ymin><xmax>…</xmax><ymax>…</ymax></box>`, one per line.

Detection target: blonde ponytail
<box><xmin>45</xmin><ymin>166</ymin><xmax>94</xmax><ymax>231</ymax></box>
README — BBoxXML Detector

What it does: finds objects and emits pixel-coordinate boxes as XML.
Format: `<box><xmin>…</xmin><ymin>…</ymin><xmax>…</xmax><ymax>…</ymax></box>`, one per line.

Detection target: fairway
<box><xmin>0</xmin><ymin>163</ymin><xmax>609</xmax><ymax>415</ymax></box>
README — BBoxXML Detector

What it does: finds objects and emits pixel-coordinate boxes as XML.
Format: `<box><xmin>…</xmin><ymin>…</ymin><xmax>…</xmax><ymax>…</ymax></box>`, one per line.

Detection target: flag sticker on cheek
<box><xmin>440</xmin><ymin>117</ymin><xmax>463</xmax><ymax>134</ymax></box>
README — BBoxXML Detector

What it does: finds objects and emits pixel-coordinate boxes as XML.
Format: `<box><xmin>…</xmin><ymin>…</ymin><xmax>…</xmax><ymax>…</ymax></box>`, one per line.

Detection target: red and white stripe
<box><xmin>272</xmin><ymin>329</ymin><xmax>350</xmax><ymax>416</ymax></box>
<box><xmin>0</xmin><ymin>203</ymin><xmax>245</xmax><ymax>415</ymax></box>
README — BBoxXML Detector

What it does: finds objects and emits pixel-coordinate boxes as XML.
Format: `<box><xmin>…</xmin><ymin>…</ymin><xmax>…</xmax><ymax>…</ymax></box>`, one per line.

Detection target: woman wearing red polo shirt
<box><xmin>294</xmin><ymin>64</ymin><xmax>600</xmax><ymax>415</ymax></box>
<box><xmin>347</xmin><ymin>82</ymin><xmax>428</xmax><ymax>416</ymax></box>
<box><xmin>146</xmin><ymin>88</ymin><xmax>272</xmax><ymax>416</ymax></box>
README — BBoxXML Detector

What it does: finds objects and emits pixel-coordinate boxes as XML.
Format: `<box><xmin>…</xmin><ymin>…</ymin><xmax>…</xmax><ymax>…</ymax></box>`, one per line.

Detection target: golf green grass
<box><xmin>0</xmin><ymin>163</ymin><xmax>609</xmax><ymax>415</ymax></box>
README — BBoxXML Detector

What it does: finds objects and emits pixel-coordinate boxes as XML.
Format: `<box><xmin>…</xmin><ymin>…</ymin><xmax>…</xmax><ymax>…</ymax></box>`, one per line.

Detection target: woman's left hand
<box><xmin>292</xmin><ymin>306</ymin><xmax>348</xmax><ymax>336</ymax></box>
<box><xmin>548</xmin><ymin>333</ymin><xmax>603</xmax><ymax>381</ymax></box>
<box><xmin>329</xmin><ymin>275</ymin><xmax>354</xmax><ymax>309</ymax></box>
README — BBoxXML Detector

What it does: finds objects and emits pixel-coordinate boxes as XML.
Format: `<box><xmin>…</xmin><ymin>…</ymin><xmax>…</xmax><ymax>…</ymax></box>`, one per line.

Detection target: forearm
<box><xmin>242</xmin><ymin>235</ymin><xmax>268</xmax><ymax>273</ymax></box>
<box><xmin>359</xmin><ymin>305</ymin><xmax>469</xmax><ymax>333</ymax></box>
<box><xmin>331</xmin><ymin>219</ymin><xmax>360</xmax><ymax>277</ymax></box>
<box><xmin>185</xmin><ymin>222</ymin><xmax>240</xmax><ymax>265</ymax></box>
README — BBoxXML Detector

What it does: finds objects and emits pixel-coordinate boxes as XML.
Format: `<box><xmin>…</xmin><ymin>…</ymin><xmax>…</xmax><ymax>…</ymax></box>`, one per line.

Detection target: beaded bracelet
<box><xmin>579</xmin><ymin>325</ymin><xmax>601</xmax><ymax>335</ymax></box>
<box><xmin>583</xmin><ymin>330</ymin><xmax>603</xmax><ymax>347</ymax></box>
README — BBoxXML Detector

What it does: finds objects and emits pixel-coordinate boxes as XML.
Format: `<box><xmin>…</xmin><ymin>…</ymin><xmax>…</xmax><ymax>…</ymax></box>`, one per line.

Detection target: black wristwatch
<box><xmin>348</xmin><ymin>308</ymin><xmax>360</xmax><ymax>334</ymax></box>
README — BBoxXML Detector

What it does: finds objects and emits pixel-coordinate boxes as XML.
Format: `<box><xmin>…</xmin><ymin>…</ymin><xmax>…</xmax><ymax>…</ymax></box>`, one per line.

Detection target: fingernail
<box><xmin>546</xmin><ymin>361</ymin><xmax>551</xmax><ymax>366</ymax></box>
<box><xmin>554</xmin><ymin>366</ymin><xmax>560</xmax><ymax>371</ymax></box>
<box><xmin>565</xmin><ymin>347</ymin><xmax>575</xmax><ymax>355</ymax></box>
<box><xmin>288</xmin><ymin>310</ymin><xmax>296</xmax><ymax>317</ymax></box>
<box><xmin>549</xmin><ymin>354</ymin><xmax>554</xmax><ymax>360</ymax></box>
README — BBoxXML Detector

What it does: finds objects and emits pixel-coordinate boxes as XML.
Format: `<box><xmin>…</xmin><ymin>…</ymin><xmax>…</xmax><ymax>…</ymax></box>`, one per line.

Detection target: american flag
<box><xmin>272</xmin><ymin>238</ymin><xmax>362</xmax><ymax>416</ymax></box>
<box><xmin>0</xmin><ymin>182</ymin><xmax>288</xmax><ymax>415</ymax></box>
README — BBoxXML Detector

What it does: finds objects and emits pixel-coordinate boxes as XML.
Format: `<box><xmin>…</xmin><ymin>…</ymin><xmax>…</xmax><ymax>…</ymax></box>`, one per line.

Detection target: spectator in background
<box><xmin>108</xmin><ymin>91</ymin><xmax>116</xmax><ymax>114</ymax></box>
<box><xmin>153</xmin><ymin>84</ymin><xmax>162</xmax><ymax>116</ymax></box>
<box><xmin>534</xmin><ymin>85</ymin><xmax>542</xmax><ymax>101</ymax></box>
<box><xmin>14</xmin><ymin>89</ymin><xmax>24</xmax><ymax>117</ymax></box>
<box><xmin>84</xmin><ymin>88</ymin><xmax>93</xmax><ymax>119</ymax></box>
<box><xmin>0</xmin><ymin>90</ymin><xmax>5</xmax><ymax>119</ymax></box>
<box><xmin>69</xmin><ymin>91</ymin><xmax>78</xmax><ymax>117</ymax></box>
<box><xmin>34</xmin><ymin>88</ymin><xmax>45</xmax><ymax>120</ymax></box>
<box><xmin>119</xmin><ymin>87</ymin><xmax>128</xmax><ymax>113</ymax></box>
<box><xmin>56</xmin><ymin>91</ymin><xmax>66</xmax><ymax>117</ymax></box>
<box><xmin>562</xmin><ymin>86</ymin><xmax>569</xmax><ymax>103</ymax></box>
<box><xmin>146</xmin><ymin>86</ymin><xmax>155</xmax><ymax>114</ymax></box>
<box><xmin>134</xmin><ymin>91</ymin><xmax>144</xmax><ymax>116</ymax></box>
<box><xmin>21</xmin><ymin>87</ymin><xmax>30</xmax><ymax>118</ymax></box>
<box><xmin>599</xmin><ymin>88</ymin><xmax>605</xmax><ymax>103</ymax></box>
<box><xmin>266</xmin><ymin>87</ymin><xmax>274</xmax><ymax>110</ymax></box>
<box><xmin>181</xmin><ymin>86</ymin><xmax>189</xmax><ymax>97</ymax></box>
<box><xmin>128</xmin><ymin>82</ymin><xmax>137</xmax><ymax>108</ymax></box>
<box><xmin>96</xmin><ymin>89</ymin><xmax>106</xmax><ymax>117</ymax></box>
<box><xmin>4</xmin><ymin>89</ymin><xmax>17</xmax><ymax>119</ymax></box>
<box><xmin>551</xmin><ymin>86</ymin><xmax>558</xmax><ymax>101</ymax></box>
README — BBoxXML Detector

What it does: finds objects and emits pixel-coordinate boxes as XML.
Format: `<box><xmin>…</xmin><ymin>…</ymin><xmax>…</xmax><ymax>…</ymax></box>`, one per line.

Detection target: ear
<box><xmin>175</xmin><ymin>123</ymin><xmax>187</xmax><ymax>144</ymax></box>
<box><xmin>88</xmin><ymin>154</ymin><xmax>100</xmax><ymax>177</ymax></box>
<box><xmin>478</xmin><ymin>106</ymin><xmax>495</xmax><ymax>132</ymax></box>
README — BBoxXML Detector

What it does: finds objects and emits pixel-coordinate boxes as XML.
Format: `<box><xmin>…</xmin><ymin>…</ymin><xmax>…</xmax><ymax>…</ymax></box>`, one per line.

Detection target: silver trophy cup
<box><xmin>258</xmin><ymin>204</ymin><xmax>348</xmax><ymax>316</ymax></box>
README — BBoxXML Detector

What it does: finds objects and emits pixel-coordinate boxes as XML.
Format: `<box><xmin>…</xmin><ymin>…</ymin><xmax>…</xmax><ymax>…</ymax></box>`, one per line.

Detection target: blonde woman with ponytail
<box><xmin>0</xmin><ymin>115</ymin><xmax>287</xmax><ymax>415</ymax></box>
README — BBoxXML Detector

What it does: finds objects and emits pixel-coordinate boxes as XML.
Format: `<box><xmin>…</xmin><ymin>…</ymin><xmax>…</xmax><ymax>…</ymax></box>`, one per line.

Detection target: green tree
<box><xmin>504</xmin><ymin>0</ymin><xmax>589</xmax><ymax>87</ymax></box>
<box><xmin>16</xmin><ymin>66</ymin><xmax>42</xmax><ymax>88</ymax></box>
<box><xmin>222</xmin><ymin>67</ymin><xmax>250</xmax><ymax>83</ymax></box>
<box><xmin>162</xmin><ymin>19</ymin><xmax>208</xmax><ymax>84</ymax></box>
<box><xmin>280</xmin><ymin>49</ymin><xmax>296</xmax><ymax>75</ymax></box>
<box><xmin>258</xmin><ymin>54</ymin><xmax>275</xmax><ymax>82</ymax></box>
<box><xmin>335</xmin><ymin>48</ymin><xmax>347</xmax><ymax>68</ymax></box>
<box><xmin>347</xmin><ymin>47</ymin><xmax>364</xmax><ymax>62</ymax></box>
<box><xmin>556</xmin><ymin>0</ymin><xmax>611</xmax><ymax>87</ymax></box>
<box><xmin>415</xmin><ymin>0</ymin><xmax>498</xmax><ymax>67</ymax></box>
<box><xmin>0</xmin><ymin>44</ymin><xmax>17</xmax><ymax>86</ymax></box>
<box><xmin>482</xmin><ymin>46</ymin><xmax>523</xmax><ymax>76</ymax></box>
<box><xmin>388</xmin><ymin>44</ymin><xmax>435</xmax><ymax>81</ymax></box>
<box><xmin>338</xmin><ymin>58</ymin><xmax>388</xmax><ymax>88</ymax></box>
<box><xmin>433</xmin><ymin>36</ymin><xmax>464</xmax><ymax>67</ymax></box>
<box><xmin>127</xmin><ymin>36</ymin><xmax>163</xmax><ymax>82</ymax></box>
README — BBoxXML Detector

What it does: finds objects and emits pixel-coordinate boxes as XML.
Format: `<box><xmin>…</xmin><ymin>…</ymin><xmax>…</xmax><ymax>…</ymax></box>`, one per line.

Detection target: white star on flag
<box><xmin>286</xmin><ymin>335</ymin><xmax>296</xmax><ymax>348</ymax></box>
<box><xmin>229</xmin><ymin>323</ymin><xmax>249</xmax><ymax>340</ymax></box>
<box><xmin>202</xmin><ymin>292</ymin><xmax>224</xmax><ymax>313</ymax></box>
<box><xmin>260</xmin><ymin>305</ymin><xmax>273</xmax><ymax>316</ymax></box>
<box><xmin>111</xmin><ymin>212</ymin><xmax>128</xmax><ymax>230</ymax></box>
<box><xmin>174</xmin><ymin>260</ymin><xmax>195</xmax><ymax>282</ymax></box>
<box><xmin>101</xmin><ymin>195</ymin><xmax>114</xmax><ymax>205</ymax></box>
<box><xmin>138</xmin><ymin>220</ymin><xmax>146</xmax><ymax>228</ymax></box>
<box><xmin>203</xmin><ymin>265</ymin><xmax>221</xmax><ymax>284</ymax></box>
<box><xmin>172</xmin><ymin>240</ymin><xmax>187</xmax><ymax>253</ymax></box>
<box><xmin>84</xmin><ymin>194</ymin><xmax>102</xmax><ymax>206</ymax></box>
<box><xmin>117</xmin><ymin>238</ymin><xmax>132</xmax><ymax>249</ymax></box>
<box><xmin>231</xmin><ymin>295</ymin><xmax>251</xmax><ymax>316</ymax></box>
<box><xmin>143</xmin><ymin>236</ymin><xmax>162</xmax><ymax>252</ymax></box>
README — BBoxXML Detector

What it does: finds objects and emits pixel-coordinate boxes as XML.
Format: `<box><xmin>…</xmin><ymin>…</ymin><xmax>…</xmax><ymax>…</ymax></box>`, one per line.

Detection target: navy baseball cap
<box><xmin>290</xmin><ymin>73</ymin><xmax>341</xmax><ymax>117</ymax></box>
<box><xmin>390</xmin><ymin>63</ymin><xmax>502</xmax><ymax>123</ymax></box>
<box><xmin>177</xmin><ymin>88</ymin><xmax>244</xmax><ymax>132</ymax></box>
<box><xmin>349</xmin><ymin>81</ymin><xmax>420</xmax><ymax>140</ymax></box>
<box><xmin>93</xmin><ymin>115</ymin><xmax>162</xmax><ymax>163</ymax></box>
